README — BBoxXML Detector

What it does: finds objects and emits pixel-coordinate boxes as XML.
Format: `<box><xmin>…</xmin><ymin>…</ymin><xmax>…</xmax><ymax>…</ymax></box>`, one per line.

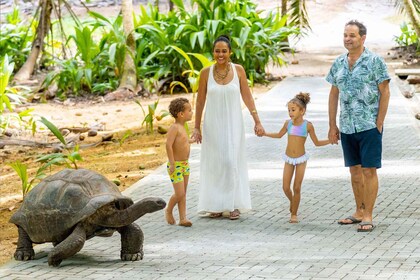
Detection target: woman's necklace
<box><xmin>214</xmin><ymin>63</ymin><xmax>230</xmax><ymax>82</ymax></box>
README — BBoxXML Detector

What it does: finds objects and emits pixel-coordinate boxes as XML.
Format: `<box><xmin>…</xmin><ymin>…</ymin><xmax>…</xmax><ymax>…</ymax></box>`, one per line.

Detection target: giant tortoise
<box><xmin>9</xmin><ymin>168</ymin><xmax>166</xmax><ymax>266</ymax></box>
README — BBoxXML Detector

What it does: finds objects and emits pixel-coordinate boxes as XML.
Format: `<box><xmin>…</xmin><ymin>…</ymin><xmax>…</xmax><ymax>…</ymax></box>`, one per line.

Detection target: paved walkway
<box><xmin>1</xmin><ymin>77</ymin><xmax>419</xmax><ymax>280</ymax></box>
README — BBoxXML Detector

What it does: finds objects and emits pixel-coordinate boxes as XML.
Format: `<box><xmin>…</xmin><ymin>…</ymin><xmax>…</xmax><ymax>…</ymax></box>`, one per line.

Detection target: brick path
<box><xmin>1</xmin><ymin>77</ymin><xmax>419</xmax><ymax>280</ymax></box>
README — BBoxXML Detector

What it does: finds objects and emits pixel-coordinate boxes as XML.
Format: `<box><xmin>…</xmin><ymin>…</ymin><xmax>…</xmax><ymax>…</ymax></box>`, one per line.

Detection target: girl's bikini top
<box><xmin>287</xmin><ymin>120</ymin><xmax>308</xmax><ymax>137</ymax></box>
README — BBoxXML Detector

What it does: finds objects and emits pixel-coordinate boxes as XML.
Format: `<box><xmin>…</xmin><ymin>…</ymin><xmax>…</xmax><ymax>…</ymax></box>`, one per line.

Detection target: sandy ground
<box><xmin>0</xmin><ymin>0</ymin><xmax>416</xmax><ymax>266</ymax></box>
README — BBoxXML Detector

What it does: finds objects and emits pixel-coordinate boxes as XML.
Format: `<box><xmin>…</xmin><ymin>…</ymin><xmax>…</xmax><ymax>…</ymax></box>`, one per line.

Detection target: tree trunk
<box><xmin>281</xmin><ymin>0</ymin><xmax>287</xmax><ymax>16</ymax></box>
<box><xmin>403</xmin><ymin>0</ymin><xmax>420</xmax><ymax>38</ymax></box>
<box><xmin>13</xmin><ymin>0</ymin><xmax>53</xmax><ymax>83</ymax></box>
<box><xmin>169</xmin><ymin>0</ymin><xmax>174</xmax><ymax>11</ymax></box>
<box><xmin>281</xmin><ymin>0</ymin><xmax>290</xmax><ymax>49</ymax></box>
<box><xmin>104</xmin><ymin>0</ymin><xmax>137</xmax><ymax>101</ymax></box>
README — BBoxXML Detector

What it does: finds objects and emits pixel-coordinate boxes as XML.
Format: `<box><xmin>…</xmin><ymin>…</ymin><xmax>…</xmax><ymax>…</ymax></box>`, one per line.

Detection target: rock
<box><xmin>79</xmin><ymin>135</ymin><xmax>85</xmax><ymax>141</ymax></box>
<box><xmin>101</xmin><ymin>133</ymin><xmax>114</xmax><ymax>141</ymax></box>
<box><xmin>60</xmin><ymin>129</ymin><xmax>70</xmax><ymax>136</ymax></box>
<box><xmin>407</xmin><ymin>75</ymin><xmax>420</xmax><ymax>84</ymax></box>
<box><xmin>416</xmin><ymin>113</ymin><xmax>420</xmax><ymax>120</ymax></box>
<box><xmin>4</xmin><ymin>130</ymin><xmax>13</xmax><ymax>137</ymax></box>
<box><xmin>88</xmin><ymin>130</ymin><xmax>97</xmax><ymax>137</ymax></box>
<box><xmin>52</xmin><ymin>145</ymin><xmax>63</xmax><ymax>153</ymax></box>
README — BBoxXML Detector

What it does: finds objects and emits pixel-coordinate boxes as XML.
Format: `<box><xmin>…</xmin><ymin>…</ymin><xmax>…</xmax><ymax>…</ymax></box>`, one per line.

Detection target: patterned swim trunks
<box><xmin>167</xmin><ymin>160</ymin><xmax>190</xmax><ymax>183</ymax></box>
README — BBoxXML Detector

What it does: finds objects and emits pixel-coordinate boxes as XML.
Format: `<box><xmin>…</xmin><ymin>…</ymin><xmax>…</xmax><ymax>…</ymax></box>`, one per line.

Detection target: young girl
<box><xmin>263</xmin><ymin>92</ymin><xmax>330</xmax><ymax>223</ymax></box>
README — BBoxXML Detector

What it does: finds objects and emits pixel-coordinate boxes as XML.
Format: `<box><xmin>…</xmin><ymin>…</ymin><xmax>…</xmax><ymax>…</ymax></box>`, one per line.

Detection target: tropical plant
<box><xmin>9</xmin><ymin>161</ymin><xmax>46</xmax><ymax>199</ymax></box>
<box><xmin>0</xmin><ymin>6</ymin><xmax>35</xmax><ymax>70</ymax></box>
<box><xmin>394</xmin><ymin>22</ymin><xmax>419</xmax><ymax>47</ymax></box>
<box><xmin>42</xmin><ymin>16</ymin><xmax>124</xmax><ymax>97</ymax></box>
<box><xmin>135</xmin><ymin>99</ymin><xmax>170</xmax><ymax>134</ymax></box>
<box><xmin>134</xmin><ymin>0</ymin><xmax>299</xmax><ymax>87</ymax></box>
<box><xmin>117</xmin><ymin>130</ymin><xmax>132</xmax><ymax>147</ymax></box>
<box><xmin>36</xmin><ymin>117</ymin><xmax>83</xmax><ymax>169</ymax></box>
<box><xmin>393</xmin><ymin>0</ymin><xmax>420</xmax><ymax>44</ymax></box>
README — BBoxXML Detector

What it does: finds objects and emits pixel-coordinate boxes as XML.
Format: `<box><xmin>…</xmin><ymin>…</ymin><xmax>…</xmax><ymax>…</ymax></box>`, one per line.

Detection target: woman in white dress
<box><xmin>192</xmin><ymin>35</ymin><xmax>265</xmax><ymax>220</ymax></box>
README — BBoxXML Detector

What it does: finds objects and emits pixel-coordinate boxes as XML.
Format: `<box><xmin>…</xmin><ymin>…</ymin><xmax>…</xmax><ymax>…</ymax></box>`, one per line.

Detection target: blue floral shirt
<box><xmin>326</xmin><ymin>48</ymin><xmax>390</xmax><ymax>134</ymax></box>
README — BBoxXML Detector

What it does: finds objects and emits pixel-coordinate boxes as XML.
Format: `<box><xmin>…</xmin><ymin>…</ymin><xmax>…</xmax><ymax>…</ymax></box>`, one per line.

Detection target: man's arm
<box><xmin>376</xmin><ymin>80</ymin><xmax>390</xmax><ymax>132</ymax></box>
<box><xmin>328</xmin><ymin>85</ymin><xmax>340</xmax><ymax>144</ymax></box>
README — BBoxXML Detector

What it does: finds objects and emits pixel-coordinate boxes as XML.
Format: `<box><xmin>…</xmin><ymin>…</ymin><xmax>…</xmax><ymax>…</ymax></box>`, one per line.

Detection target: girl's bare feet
<box><xmin>289</xmin><ymin>215</ymin><xmax>299</xmax><ymax>223</ymax></box>
<box><xmin>165</xmin><ymin>209</ymin><xmax>176</xmax><ymax>225</ymax></box>
<box><xmin>179</xmin><ymin>219</ymin><xmax>192</xmax><ymax>227</ymax></box>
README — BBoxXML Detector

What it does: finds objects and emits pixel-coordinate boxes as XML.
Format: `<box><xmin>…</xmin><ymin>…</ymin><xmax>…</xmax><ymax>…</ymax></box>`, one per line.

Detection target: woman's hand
<box><xmin>254</xmin><ymin>123</ymin><xmax>265</xmax><ymax>137</ymax></box>
<box><xmin>192</xmin><ymin>128</ymin><xmax>202</xmax><ymax>144</ymax></box>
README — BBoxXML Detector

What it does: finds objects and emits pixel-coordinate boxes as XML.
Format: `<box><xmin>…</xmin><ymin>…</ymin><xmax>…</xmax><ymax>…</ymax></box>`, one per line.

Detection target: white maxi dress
<box><xmin>197</xmin><ymin>64</ymin><xmax>252</xmax><ymax>214</ymax></box>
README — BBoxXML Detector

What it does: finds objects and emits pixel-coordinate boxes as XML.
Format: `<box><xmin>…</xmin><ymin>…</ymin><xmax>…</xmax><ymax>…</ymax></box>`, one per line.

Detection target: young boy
<box><xmin>165</xmin><ymin>97</ymin><xmax>194</xmax><ymax>227</ymax></box>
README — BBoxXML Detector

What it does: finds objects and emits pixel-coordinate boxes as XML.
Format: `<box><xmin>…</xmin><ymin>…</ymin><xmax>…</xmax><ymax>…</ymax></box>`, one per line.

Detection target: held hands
<box><xmin>254</xmin><ymin>123</ymin><xmax>265</xmax><ymax>137</ymax></box>
<box><xmin>191</xmin><ymin>128</ymin><xmax>202</xmax><ymax>144</ymax></box>
<box><xmin>328</xmin><ymin>126</ymin><xmax>340</xmax><ymax>144</ymax></box>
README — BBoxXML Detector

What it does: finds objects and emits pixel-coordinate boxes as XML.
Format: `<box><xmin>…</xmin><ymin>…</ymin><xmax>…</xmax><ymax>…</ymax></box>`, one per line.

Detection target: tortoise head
<box><xmin>92</xmin><ymin>197</ymin><xmax>166</xmax><ymax>227</ymax></box>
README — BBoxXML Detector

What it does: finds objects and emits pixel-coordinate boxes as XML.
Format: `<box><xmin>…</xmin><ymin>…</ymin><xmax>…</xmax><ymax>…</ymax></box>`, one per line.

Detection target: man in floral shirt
<box><xmin>326</xmin><ymin>20</ymin><xmax>390</xmax><ymax>232</ymax></box>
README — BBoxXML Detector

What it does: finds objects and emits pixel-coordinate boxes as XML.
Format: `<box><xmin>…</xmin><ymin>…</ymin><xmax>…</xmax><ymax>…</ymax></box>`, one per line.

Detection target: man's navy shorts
<box><xmin>340</xmin><ymin>128</ymin><xmax>383</xmax><ymax>168</ymax></box>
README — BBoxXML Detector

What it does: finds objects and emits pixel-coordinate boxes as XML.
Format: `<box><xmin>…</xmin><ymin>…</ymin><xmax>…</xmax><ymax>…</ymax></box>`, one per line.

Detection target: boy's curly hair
<box><xmin>169</xmin><ymin>97</ymin><xmax>189</xmax><ymax>118</ymax></box>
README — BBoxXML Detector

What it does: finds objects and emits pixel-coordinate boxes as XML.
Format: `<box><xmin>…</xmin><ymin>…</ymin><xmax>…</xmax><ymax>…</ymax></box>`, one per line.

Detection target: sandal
<box><xmin>209</xmin><ymin>212</ymin><xmax>223</xmax><ymax>218</ymax></box>
<box><xmin>229</xmin><ymin>209</ymin><xmax>240</xmax><ymax>220</ymax></box>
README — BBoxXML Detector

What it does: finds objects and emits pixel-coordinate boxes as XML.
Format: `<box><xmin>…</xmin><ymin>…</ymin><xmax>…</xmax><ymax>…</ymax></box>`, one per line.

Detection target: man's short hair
<box><xmin>346</xmin><ymin>20</ymin><xmax>367</xmax><ymax>36</ymax></box>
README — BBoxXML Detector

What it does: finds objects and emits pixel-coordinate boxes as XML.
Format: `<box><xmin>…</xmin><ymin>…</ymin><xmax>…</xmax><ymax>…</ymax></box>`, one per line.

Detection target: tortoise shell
<box><xmin>10</xmin><ymin>169</ymin><xmax>133</xmax><ymax>243</ymax></box>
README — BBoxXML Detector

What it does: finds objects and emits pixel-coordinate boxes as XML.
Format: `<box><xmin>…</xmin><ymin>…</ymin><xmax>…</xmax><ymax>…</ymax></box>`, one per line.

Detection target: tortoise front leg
<box><xmin>14</xmin><ymin>226</ymin><xmax>34</xmax><ymax>261</ymax></box>
<box><xmin>117</xmin><ymin>223</ymin><xmax>143</xmax><ymax>261</ymax></box>
<box><xmin>48</xmin><ymin>223</ymin><xmax>86</xmax><ymax>267</ymax></box>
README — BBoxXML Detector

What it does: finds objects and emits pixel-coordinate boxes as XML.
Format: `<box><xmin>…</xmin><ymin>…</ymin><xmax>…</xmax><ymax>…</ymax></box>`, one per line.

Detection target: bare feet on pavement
<box><xmin>289</xmin><ymin>215</ymin><xmax>299</xmax><ymax>223</ymax></box>
<box><xmin>165</xmin><ymin>210</ymin><xmax>176</xmax><ymax>225</ymax></box>
<box><xmin>179</xmin><ymin>219</ymin><xmax>193</xmax><ymax>227</ymax></box>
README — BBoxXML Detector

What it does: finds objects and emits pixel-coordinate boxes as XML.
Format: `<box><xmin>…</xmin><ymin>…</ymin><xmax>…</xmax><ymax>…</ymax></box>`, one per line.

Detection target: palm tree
<box><xmin>281</xmin><ymin>0</ymin><xmax>311</xmax><ymax>32</ymax></box>
<box><xmin>402</xmin><ymin>0</ymin><xmax>420</xmax><ymax>38</ymax></box>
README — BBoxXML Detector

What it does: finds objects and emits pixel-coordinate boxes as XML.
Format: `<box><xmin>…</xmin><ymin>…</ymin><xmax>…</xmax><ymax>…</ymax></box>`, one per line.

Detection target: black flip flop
<box><xmin>357</xmin><ymin>222</ymin><xmax>375</xmax><ymax>232</ymax></box>
<box><xmin>338</xmin><ymin>216</ymin><xmax>362</xmax><ymax>225</ymax></box>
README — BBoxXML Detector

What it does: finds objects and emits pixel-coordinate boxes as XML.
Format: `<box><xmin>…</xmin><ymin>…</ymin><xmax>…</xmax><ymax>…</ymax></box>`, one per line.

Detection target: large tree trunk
<box><xmin>13</xmin><ymin>0</ymin><xmax>53</xmax><ymax>83</ymax></box>
<box><xmin>104</xmin><ymin>0</ymin><xmax>137</xmax><ymax>101</ymax></box>
<box><xmin>403</xmin><ymin>0</ymin><xmax>420</xmax><ymax>38</ymax></box>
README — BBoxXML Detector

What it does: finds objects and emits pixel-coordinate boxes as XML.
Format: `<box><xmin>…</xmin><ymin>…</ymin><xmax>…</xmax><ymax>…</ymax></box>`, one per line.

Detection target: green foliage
<box><xmin>0</xmin><ymin>55</ymin><xmax>14</xmax><ymax>114</ymax></box>
<box><xmin>394</xmin><ymin>22</ymin><xmax>419</xmax><ymax>47</ymax></box>
<box><xmin>2</xmin><ymin>1</ymin><xmax>300</xmax><ymax>98</ymax></box>
<box><xmin>0</xmin><ymin>6</ymin><xmax>35</xmax><ymax>70</ymax></box>
<box><xmin>36</xmin><ymin>117</ymin><xmax>83</xmax><ymax>169</ymax></box>
<box><xmin>117</xmin><ymin>130</ymin><xmax>132</xmax><ymax>147</ymax></box>
<box><xmin>42</xmin><ymin>14</ymin><xmax>125</xmax><ymax>97</ymax></box>
<box><xmin>135</xmin><ymin>100</ymin><xmax>170</xmax><ymax>134</ymax></box>
<box><xmin>0</xmin><ymin>55</ymin><xmax>34</xmax><ymax>135</ymax></box>
<box><xmin>9</xmin><ymin>161</ymin><xmax>46</xmax><ymax>199</ymax></box>
<box><xmin>134</xmin><ymin>0</ymin><xmax>299</xmax><ymax>87</ymax></box>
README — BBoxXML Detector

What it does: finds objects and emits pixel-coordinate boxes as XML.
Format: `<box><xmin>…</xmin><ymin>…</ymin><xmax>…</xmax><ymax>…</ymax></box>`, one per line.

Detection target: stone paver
<box><xmin>1</xmin><ymin>77</ymin><xmax>419</xmax><ymax>280</ymax></box>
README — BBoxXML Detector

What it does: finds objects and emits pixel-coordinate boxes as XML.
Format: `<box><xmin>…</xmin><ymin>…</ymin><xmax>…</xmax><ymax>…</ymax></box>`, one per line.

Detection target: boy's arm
<box><xmin>166</xmin><ymin>125</ymin><xmax>178</xmax><ymax>172</ymax></box>
<box><xmin>308</xmin><ymin>122</ymin><xmax>329</xmax><ymax>146</ymax></box>
<box><xmin>264</xmin><ymin>120</ymin><xmax>288</xmax><ymax>138</ymax></box>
